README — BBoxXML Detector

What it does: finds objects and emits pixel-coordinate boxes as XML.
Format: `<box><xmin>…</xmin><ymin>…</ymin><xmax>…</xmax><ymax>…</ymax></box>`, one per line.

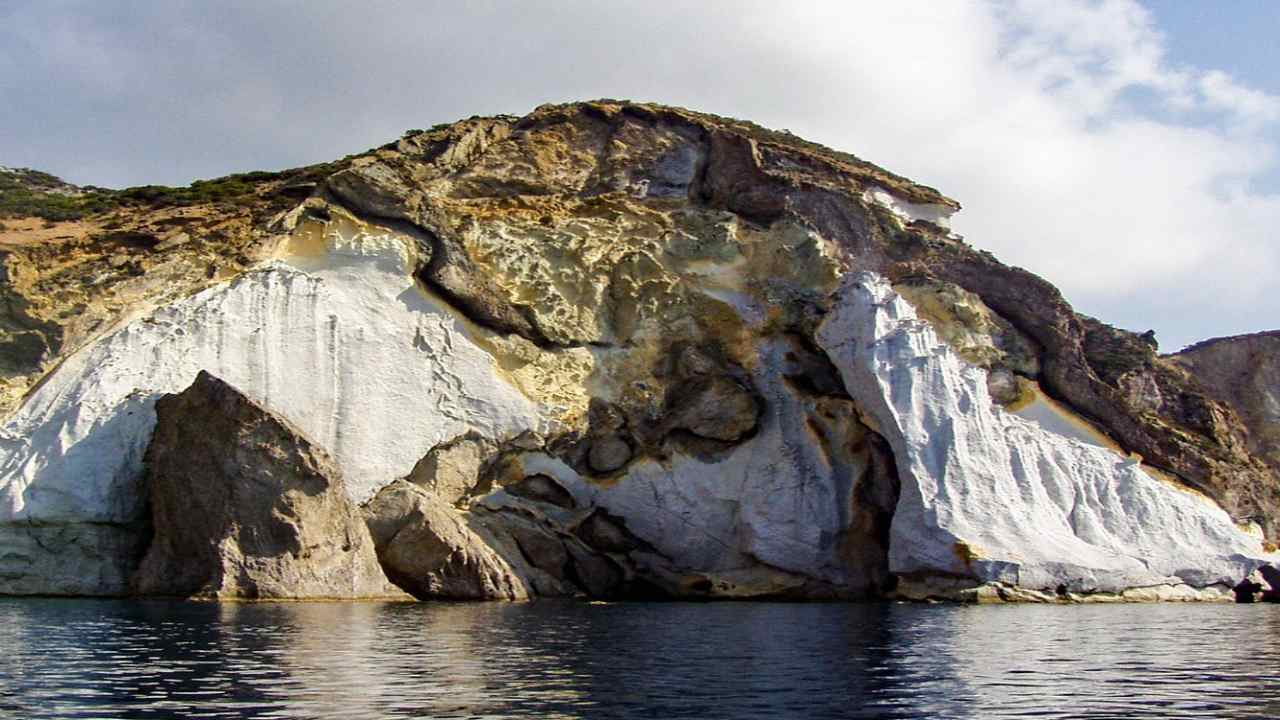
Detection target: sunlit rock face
<box><xmin>1171</xmin><ymin>333</ymin><xmax>1280</xmax><ymax>473</ymax></box>
<box><xmin>472</xmin><ymin>331</ymin><xmax>901</xmax><ymax>600</ymax></box>
<box><xmin>134</xmin><ymin>371</ymin><xmax>403</xmax><ymax>600</ymax></box>
<box><xmin>0</xmin><ymin>214</ymin><xmax>548</xmax><ymax>594</ymax></box>
<box><xmin>817</xmin><ymin>273</ymin><xmax>1272</xmax><ymax>600</ymax></box>
<box><xmin>1</xmin><ymin>99</ymin><xmax>1276</xmax><ymax>599</ymax></box>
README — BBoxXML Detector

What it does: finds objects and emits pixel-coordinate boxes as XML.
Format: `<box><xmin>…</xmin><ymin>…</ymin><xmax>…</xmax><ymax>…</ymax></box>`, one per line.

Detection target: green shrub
<box><xmin>0</xmin><ymin>160</ymin><xmax>349</xmax><ymax>222</ymax></box>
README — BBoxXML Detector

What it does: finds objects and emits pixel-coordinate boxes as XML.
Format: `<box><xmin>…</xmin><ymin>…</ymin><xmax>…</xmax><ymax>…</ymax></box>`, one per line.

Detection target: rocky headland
<box><xmin>1</xmin><ymin>100</ymin><xmax>1276</xmax><ymax>602</ymax></box>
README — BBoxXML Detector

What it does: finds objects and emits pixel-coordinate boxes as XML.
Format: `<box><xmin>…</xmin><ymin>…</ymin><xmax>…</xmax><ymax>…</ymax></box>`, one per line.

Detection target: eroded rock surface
<box><xmin>818</xmin><ymin>274</ymin><xmax>1271</xmax><ymax>600</ymax></box>
<box><xmin>2</xmin><ymin>100</ymin><xmax>1277</xmax><ymax>600</ymax></box>
<box><xmin>0</xmin><ymin>165</ymin><xmax>342</xmax><ymax>417</ymax></box>
<box><xmin>1171</xmin><ymin>332</ymin><xmax>1280</xmax><ymax>478</ymax></box>
<box><xmin>363</xmin><ymin>480</ymin><xmax>526</xmax><ymax>600</ymax></box>
<box><xmin>133</xmin><ymin>371</ymin><xmax>401</xmax><ymax>599</ymax></box>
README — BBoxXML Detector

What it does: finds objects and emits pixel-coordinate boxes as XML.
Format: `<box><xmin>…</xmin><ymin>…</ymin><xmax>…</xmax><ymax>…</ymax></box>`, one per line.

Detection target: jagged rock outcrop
<box><xmin>363</xmin><ymin>480</ymin><xmax>528</xmax><ymax>600</ymax></box>
<box><xmin>1171</xmin><ymin>333</ymin><xmax>1280</xmax><ymax>481</ymax></box>
<box><xmin>365</xmin><ymin>461</ymin><xmax>677</xmax><ymax>600</ymax></box>
<box><xmin>133</xmin><ymin>371</ymin><xmax>402</xmax><ymax>599</ymax></box>
<box><xmin>819</xmin><ymin>275</ymin><xmax>1266</xmax><ymax>600</ymax></box>
<box><xmin>0</xmin><ymin>164</ymin><xmax>343</xmax><ymax>417</ymax></box>
<box><xmin>1</xmin><ymin>100</ymin><xmax>1277</xmax><ymax>601</ymax></box>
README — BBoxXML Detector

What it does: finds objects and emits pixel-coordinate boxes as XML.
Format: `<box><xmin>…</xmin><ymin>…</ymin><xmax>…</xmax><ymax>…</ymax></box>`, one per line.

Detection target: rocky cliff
<box><xmin>1171</xmin><ymin>333</ymin><xmax>1280</xmax><ymax>482</ymax></box>
<box><xmin>0</xmin><ymin>101</ymin><xmax>1276</xmax><ymax>601</ymax></box>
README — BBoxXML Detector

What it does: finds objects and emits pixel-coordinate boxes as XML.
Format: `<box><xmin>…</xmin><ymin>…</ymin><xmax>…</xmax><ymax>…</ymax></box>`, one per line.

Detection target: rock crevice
<box><xmin>1</xmin><ymin>99</ymin><xmax>1276</xmax><ymax>600</ymax></box>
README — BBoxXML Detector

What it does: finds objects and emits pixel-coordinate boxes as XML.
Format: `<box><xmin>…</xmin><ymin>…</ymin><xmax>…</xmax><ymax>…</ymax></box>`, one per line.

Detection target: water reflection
<box><xmin>0</xmin><ymin>599</ymin><xmax>1277</xmax><ymax>719</ymax></box>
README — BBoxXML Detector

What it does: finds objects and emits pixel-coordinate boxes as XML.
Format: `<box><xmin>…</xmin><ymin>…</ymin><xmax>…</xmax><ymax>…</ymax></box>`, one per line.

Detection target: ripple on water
<box><xmin>0</xmin><ymin>600</ymin><xmax>1279</xmax><ymax>719</ymax></box>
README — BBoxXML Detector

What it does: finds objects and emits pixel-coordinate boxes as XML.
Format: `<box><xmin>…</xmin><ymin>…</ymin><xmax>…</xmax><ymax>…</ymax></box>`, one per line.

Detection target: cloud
<box><xmin>1199</xmin><ymin>70</ymin><xmax>1280</xmax><ymax>130</ymax></box>
<box><xmin>938</xmin><ymin>0</ymin><xmax>1280</xmax><ymax>348</ymax></box>
<box><xmin>0</xmin><ymin>0</ymin><xmax>1276</xmax><ymax>349</ymax></box>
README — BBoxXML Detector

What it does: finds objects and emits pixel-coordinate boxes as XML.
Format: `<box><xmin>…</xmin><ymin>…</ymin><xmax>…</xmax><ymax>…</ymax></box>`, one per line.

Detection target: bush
<box><xmin>0</xmin><ymin>160</ymin><xmax>349</xmax><ymax>222</ymax></box>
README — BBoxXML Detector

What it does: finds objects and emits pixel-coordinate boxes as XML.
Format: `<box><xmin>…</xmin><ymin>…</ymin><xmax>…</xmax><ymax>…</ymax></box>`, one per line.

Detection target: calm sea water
<box><xmin>0</xmin><ymin>598</ymin><xmax>1277</xmax><ymax>719</ymax></box>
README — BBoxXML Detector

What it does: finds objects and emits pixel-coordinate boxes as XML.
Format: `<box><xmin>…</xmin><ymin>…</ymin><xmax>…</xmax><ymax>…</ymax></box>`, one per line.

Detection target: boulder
<box><xmin>669</xmin><ymin>376</ymin><xmax>760</xmax><ymax>442</ymax></box>
<box><xmin>505</xmin><ymin>473</ymin><xmax>576</xmax><ymax>509</ymax></box>
<box><xmin>132</xmin><ymin>371</ymin><xmax>401</xmax><ymax>599</ymax></box>
<box><xmin>363</xmin><ymin>480</ymin><xmax>528</xmax><ymax>600</ymax></box>
<box><xmin>404</xmin><ymin>432</ymin><xmax>495</xmax><ymax>505</ymax></box>
<box><xmin>587</xmin><ymin>436</ymin><xmax>632</xmax><ymax>473</ymax></box>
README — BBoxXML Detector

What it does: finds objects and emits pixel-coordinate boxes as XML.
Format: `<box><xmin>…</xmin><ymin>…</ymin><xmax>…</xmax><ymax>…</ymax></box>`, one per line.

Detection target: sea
<box><xmin>0</xmin><ymin>598</ymin><xmax>1276</xmax><ymax>719</ymax></box>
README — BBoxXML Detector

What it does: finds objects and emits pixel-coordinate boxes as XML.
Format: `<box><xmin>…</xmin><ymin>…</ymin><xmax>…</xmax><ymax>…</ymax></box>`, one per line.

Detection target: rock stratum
<box><xmin>1</xmin><ymin>100</ymin><xmax>1277</xmax><ymax>602</ymax></box>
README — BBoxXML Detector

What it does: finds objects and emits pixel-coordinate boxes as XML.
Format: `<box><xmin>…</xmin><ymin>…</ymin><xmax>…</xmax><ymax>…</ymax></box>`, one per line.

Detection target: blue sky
<box><xmin>1146</xmin><ymin>0</ymin><xmax>1280</xmax><ymax>193</ymax></box>
<box><xmin>1147</xmin><ymin>1</ymin><xmax>1280</xmax><ymax>93</ymax></box>
<box><xmin>0</xmin><ymin>1</ymin><xmax>1277</xmax><ymax>351</ymax></box>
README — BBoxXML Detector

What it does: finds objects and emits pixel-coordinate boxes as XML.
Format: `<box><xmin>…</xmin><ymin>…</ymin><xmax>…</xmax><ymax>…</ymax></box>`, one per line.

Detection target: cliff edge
<box><xmin>0</xmin><ymin>100</ymin><xmax>1275</xmax><ymax>601</ymax></box>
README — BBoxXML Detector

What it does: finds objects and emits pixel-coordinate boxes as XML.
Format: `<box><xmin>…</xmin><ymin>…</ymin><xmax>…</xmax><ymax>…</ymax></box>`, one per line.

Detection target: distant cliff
<box><xmin>1171</xmin><ymin>332</ymin><xmax>1280</xmax><ymax>480</ymax></box>
<box><xmin>0</xmin><ymin>101</ymin><xmax>1275</xmax><ymax>601</ymax></box>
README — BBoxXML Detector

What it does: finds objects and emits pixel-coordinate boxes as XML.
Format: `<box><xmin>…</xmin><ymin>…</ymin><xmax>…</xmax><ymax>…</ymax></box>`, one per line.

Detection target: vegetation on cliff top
<box><xmin>0</xmin><ymin>161</ymin><xmax>347</xmax><ymax>223</ymax></box>
<box><xmin>0</xmin><ymin>168</ymin><xmax>116</xmax><ymax>221</ymax></box>
<box><xmin>3</xmin><ymin>99</ymin><xmax>955</xmax><ymax>226</ymax></box>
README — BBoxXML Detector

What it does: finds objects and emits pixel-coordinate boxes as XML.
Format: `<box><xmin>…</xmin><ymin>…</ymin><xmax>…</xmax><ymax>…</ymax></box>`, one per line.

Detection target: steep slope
<box><xmin>819</xmin><ymin>275</ymin><xmax>1265</xmax><ymax>600</ymax></box>
<box><xmin>0</xmin><ymin>100</ymin><xmax>1275</xmax><ymax>600</ymax></box>
<box><xmin>1171</xmin><ymin>332</ymin><xmax>1280</xmax><ymax>475</ymax></box>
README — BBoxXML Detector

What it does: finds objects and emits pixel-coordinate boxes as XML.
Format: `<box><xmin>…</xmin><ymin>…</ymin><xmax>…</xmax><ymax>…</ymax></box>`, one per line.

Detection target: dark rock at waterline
<box><xmin>1234</xmin><ymin>578</ymin><xmax>1263</xmax><ymax>603</ymax></box>
<box><xmin>363</xmin><ymin>480</ymin><xmax>528</xmax><ymax>600</ymax></box>
<box><xmin>1259</xmin><ymin>565</ymin><xmax>1280</xmax><ymax>603</ymax></box>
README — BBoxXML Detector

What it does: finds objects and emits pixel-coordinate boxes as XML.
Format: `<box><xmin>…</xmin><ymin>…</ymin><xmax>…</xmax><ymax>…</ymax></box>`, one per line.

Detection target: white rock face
<box><xmin>476</xmin><ymin>333</ymin><xmax>897</xmax><ymax>598</ymax></box>
<box><xmin>2</xmin><ymin>210</ymin><xmax>1272</xmax><ymax>599</ymax></box>
<box><xmin>862</xmin><ymin>187</ymin><xmax>956</xmax><ymax>229</ymax></box>
<box><xmin>593</xmin><ymin>339</ymin><xmax>881</xmax><ymax>594</ymax></box>
<box><xmin>817</xmin><ymin>272</ymin><xmax>1276</xmax><ymax>595</ymax></box>
<box><xmin>0</xmin><ymin>217</ymin><xmax>545</xmax><ymax>594</ymax></box>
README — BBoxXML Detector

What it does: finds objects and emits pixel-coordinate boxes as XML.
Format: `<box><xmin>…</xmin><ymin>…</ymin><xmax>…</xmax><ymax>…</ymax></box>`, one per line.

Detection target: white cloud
<box><xmin>749</xmin><ymin>0</ymin><xmax>1280</xmax><ymax>349</ymax></box>
<box><xmin>952</xmin><ymin>0</ymin><xmax>1280</xmax><ymax>348</ymax></box>
<box><xmin>996</xmin><ymin>0</ymin><xmax>1185</xmax><ymax>114</ymax></box>
<box><xmin>1199</xmin><ymin>70</ymin><xmax>1280</xmax><ymax>130</ymax></box>
<box><xmin>0</xmin><ymin>0</ymin><xmax>1276</xmax><ymax>349</ymax></box>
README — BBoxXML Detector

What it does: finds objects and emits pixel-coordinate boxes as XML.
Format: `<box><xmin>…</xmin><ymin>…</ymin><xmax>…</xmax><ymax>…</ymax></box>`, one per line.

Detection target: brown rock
<box><xmin>574</xmin><ymin>510</ymin><xmax>640</xmax><ymax>554</ymax></box>
<box><xmin>587</xmin><ymin>436</ymin><xmax>632</xmax><ymax>473</ymax></box>
<box><xmin>504</xmin><ymin>521</ymin><xmax>572</xmax><ymax>583</ymax></box>
<box><xmin>326</xmin><ymin>161</ymin><xmax>418</xmax><ymax>223</ymax></box>
<box><xmin>1171</xmin><ymin>332</ymin><xmax>1280</xmax><ymax>471</ymax></box>
<box><xmin>404</xmin><ymin>432</ymin><xmax>495</xmax><ymax>505</ymax></box>
<box><xmin>670</xmin><ymin>376</ymin><xmax>760</xmax><ymax>442</ymax></box>
<box><xmin>132</xmin><ymin>371</ymin><xmax>400</xmax><ymax>599</ymax></box>
<box><xmin>363</xmin><ymin>480</ymin><xmax>527</xmax><ymax>600</ymax></box>
<box><xmin>466</xmin><ymin>507</ymin><xmax>629</xmax><ymax>599</ymax></box>
<box><xmin>985</xmin><ymin>368</ymin><xmax>1022</xmax><ymax>407</ymax></box>
<box><xmin>506</xmin><ymin>473</ymin><xmax>576</xmax><ymax>509</ymax></box>
<box><xmin>565</xmin><ymin>542</ymin><xmax>624</xmax><ymax>598</ymax></box>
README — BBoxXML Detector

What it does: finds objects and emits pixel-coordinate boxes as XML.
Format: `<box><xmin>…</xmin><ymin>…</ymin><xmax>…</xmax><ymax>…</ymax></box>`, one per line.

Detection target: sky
<box><xmin>1</xmin><ymin>0</ymin><xmax>1277</xmax><ymax>351</ymax></box>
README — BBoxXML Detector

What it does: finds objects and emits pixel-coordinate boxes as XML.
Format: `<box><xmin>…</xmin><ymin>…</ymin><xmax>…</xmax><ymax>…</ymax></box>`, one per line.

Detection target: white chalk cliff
<box><xmin>0</xmin><ymin>100</ymin><xmax>1275</xmax><ymax>600</ymax></box>
<box><xmin>818</xmin><ymin>274</ymin><xmax>1268</xmax><ymax>600</ymax></box>
<box><xmin>0</xmin><ymin>215</ymin><xmax>550</xmax><ymax>594</ymax></box>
